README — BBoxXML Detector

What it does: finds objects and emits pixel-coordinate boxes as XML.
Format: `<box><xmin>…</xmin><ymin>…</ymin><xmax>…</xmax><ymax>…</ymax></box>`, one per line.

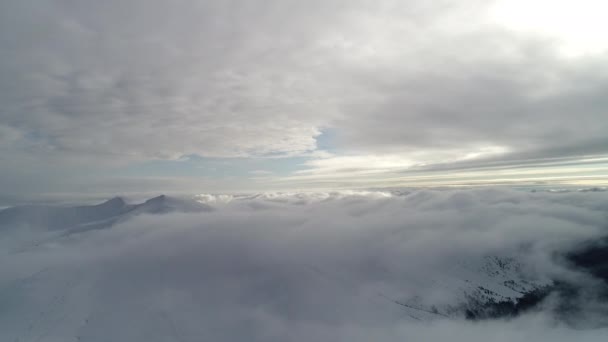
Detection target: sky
<box><xmin>1</xmin><ymin>0</ymin><xmax>608</xmax><ymax>200</ymax></box>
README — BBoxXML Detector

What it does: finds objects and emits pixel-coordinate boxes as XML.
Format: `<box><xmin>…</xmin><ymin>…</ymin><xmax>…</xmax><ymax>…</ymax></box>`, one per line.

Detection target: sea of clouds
<box><xmin>1</xmin><ymin>188</ymin><xmax>608</xmax><ymax>341</ymax></box>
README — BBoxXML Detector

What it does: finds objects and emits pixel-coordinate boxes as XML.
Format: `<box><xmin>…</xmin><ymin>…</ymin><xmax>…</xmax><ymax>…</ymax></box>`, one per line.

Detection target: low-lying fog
<box><xmin>1</xmin><ymin>188</ymin><xmax>607</xmax><ymax>341</ymax></box>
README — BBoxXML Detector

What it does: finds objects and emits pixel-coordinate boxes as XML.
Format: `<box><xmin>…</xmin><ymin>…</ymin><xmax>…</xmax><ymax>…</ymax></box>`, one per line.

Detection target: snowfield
<box><xmin>1</xmin><ymin>188</ymin><xmax>608</xmax><ymax>341</ymax></box>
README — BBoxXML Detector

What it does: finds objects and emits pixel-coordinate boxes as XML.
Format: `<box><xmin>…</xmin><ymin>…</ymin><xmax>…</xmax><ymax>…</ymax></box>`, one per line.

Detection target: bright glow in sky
<box><xmin>490</xmin><ymin>0</ymin><xmax>608</xmax><ymax>57</ymax></box>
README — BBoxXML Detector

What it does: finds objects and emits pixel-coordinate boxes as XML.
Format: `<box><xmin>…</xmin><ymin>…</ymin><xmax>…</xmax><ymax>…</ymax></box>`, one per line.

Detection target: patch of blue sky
<box><xmin>315</xmin><ymin>128</ymin><xmax>338</xmax><ymax>153</ymax></box>
<box><xmin>114</xmin><ymin>129</ymin><xmax>337</xmax><ymax>179</ymax></box>
<box><xmin>115</xmin><ymin>154</ymin><xmax>311</xmax><ymax>179</ymax></box>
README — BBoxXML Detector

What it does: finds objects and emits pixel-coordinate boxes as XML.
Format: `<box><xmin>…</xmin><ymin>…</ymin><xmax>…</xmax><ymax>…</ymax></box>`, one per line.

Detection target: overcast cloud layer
<box><xmin>1</xmin><ymin>189</ymin><xmax>608</xmax><ymax>340</ymax></box>
<box><xmin>1</xmin><ymin>0</ymin><xmax>608</xmax><ymax>196</ymax></box>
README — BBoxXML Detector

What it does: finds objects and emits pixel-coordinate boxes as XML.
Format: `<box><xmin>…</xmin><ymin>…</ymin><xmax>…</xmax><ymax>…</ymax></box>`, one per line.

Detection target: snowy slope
<box><xmin>0</xmin><ymin>197</ymin><xmax>133</xmax><ymax>230</ymax></box>
<box><xmin>0</xmin><ymin>195</ymin><xmax>212</xmax><ymax>232</ymax></box>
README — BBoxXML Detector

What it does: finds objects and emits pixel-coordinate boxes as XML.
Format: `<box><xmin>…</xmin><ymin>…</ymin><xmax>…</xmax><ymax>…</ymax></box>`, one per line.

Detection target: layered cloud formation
<box><xmin>1</xmin><ymin>188</ymin><xmax>608</xmax><ymax>341</ymax></box>
<box><xmin>1</xmin><ymin>0</ymin><xmax>608</xmax><ymax>196</ymax></box>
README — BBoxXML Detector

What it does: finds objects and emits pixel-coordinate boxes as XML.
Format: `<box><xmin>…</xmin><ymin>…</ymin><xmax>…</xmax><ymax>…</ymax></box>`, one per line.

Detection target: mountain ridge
<box><xmin>0</xmin><ymin>195</ymin><xmax>212</xmax><ymax>232</ymax></box>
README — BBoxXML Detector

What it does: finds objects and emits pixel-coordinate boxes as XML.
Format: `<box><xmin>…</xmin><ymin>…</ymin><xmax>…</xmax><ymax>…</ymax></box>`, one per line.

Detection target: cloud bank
<box><xmin>1</xmin><ymin>188</ymin><xmax>608</xmax><ymax>341</ymax></box>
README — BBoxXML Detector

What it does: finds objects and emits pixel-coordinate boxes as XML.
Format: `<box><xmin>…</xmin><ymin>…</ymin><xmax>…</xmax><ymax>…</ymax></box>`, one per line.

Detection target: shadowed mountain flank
<box><xmin>465</xmin><ymin>236</ymin><xmax>608</xmax><ymax>326</ymax></box>
<box><xmin>0</xmin><ymin>195</ymin><xmax>213</xmax><ymax>232</ymax></box>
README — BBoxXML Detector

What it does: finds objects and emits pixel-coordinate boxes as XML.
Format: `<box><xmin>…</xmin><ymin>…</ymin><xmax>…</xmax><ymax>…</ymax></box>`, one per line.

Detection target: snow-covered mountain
<box><xmin>0</xmin><ymin>196</ymin><xmax>133</xmax><ymax>230</ymax></box>
<box><xmin>0</xmin><ymin>195</ymin><xmax>212</xmax><ymax>232</ymax></box>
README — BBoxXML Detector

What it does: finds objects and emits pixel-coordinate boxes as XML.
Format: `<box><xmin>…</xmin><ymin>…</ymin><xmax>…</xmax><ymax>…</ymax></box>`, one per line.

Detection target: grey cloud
<box><xmin>1</xmin><ymin>0</ymin><xmax>607</xmax><ymax>194</ymax></box>
<box><xmin>3</xmin><ymin>0</ymin><xmax>591</xmax><ymax>160</ymax></box>
<box><xmin>1</xmin><ymin>0</ymin><xmax>343</xmax><ymax>160</ymax></box>
<box><xmin>333</xmin><ymin>32</ymin><xmax>608</xmax><ymax>160</ymax></box>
